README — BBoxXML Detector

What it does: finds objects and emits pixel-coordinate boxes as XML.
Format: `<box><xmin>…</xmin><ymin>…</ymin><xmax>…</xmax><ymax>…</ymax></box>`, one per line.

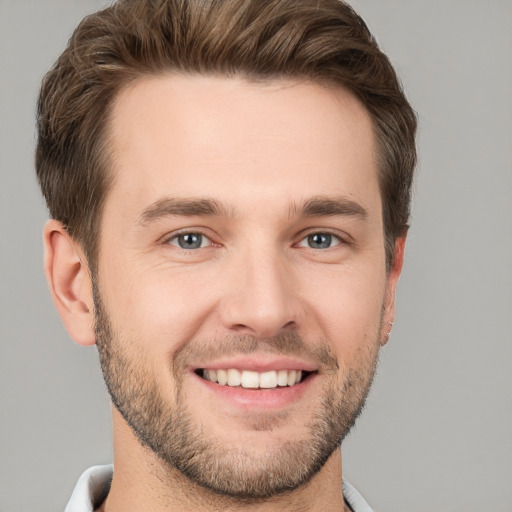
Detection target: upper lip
<box><xmin>191</xmin><ymin>356</ymin><xmax>318</xmax><ymax>373</ymax></box>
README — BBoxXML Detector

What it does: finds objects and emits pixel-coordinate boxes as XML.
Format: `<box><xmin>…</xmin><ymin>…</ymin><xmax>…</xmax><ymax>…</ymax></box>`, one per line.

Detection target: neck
<box><xmin>103</xmin><ymin>409</ymin><xmax>347</xmax><ymax>512</ymax></box>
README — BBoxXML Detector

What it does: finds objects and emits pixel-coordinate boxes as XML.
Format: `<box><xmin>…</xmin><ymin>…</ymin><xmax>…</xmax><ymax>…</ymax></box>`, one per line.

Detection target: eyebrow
<box><xmin>139</xmin><ymin>197</ymin><xmax>234</xmax><ymax>224</ymax></box>
<box><xmin>138</xmin><ymin>195</ymin><xmax>368</xmax><ymax>225</ymax></box>
<box><xmin>289</xmin><ymin>196</ymin><xmax>368</xmax><ymax>220</ymax></box>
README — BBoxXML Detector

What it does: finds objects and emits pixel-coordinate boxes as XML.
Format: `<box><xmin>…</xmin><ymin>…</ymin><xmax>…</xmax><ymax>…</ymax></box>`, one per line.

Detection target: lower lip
<box><xmin>193</xmin><ymin>372</ymin><xmax>316</xmax><ymax>410</ymax></box>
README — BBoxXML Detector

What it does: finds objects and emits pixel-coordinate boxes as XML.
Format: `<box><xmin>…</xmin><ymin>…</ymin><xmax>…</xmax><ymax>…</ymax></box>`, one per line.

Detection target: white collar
<box><xmin>65</xmin><ymin>465</ymin><xmax>374</xmax><ymax>512</ymax></box>
<box><xmin>64</xmin><ymin>465</ymin><xmax>112</xmax><ymax>512</ymax></box>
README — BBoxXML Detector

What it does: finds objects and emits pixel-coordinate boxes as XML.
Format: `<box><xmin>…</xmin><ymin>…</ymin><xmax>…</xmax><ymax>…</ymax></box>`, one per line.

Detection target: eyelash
<box><xmin>296</xmin><ymin>231</ymin><xmax>344</xmax><ymax>250</ymax></box>
<box><xmin>163</xmin><ymin>229</ymin><xmax>347</xmax><ymax>251</ymax></box>
<box><xmin>164</xmin><ymin>230</ymin><xmax>216</xmax><ymax>251</ymax></box>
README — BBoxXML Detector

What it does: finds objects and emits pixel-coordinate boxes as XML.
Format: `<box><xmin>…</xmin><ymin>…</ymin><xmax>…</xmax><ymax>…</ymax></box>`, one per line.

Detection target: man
<box><xmin>36</xmin><ymin>0</ymin><xmax>416</xmax><ymax>510</ymax></box>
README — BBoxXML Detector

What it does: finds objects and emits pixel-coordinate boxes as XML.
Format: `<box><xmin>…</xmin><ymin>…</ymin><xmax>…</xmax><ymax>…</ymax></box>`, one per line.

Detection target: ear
<box><xmin>43</xmin><ymin>219</ymin><xmax>96</xmax><ymax>346</ymax></box>
<box><xmin>380</xmin><ymin>235</ymin><xmax>407</xmax><ymax>346</ymax></box>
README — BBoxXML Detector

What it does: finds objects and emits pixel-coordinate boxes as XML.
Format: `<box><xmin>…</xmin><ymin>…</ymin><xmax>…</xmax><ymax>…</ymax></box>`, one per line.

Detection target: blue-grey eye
<box><xmin>171</xmin><ymin>233</ymin><xmax>207</xmax><ymax>249</ymax></box>
<box><xmin>308</xmin><ymin>233</ymin><xmax>332</xmax><ymax>249</ymax></box>
<box><xmin>298</xmin><ymin>232</ymin><xmax>341</xmax><ymax>249</ymax></box>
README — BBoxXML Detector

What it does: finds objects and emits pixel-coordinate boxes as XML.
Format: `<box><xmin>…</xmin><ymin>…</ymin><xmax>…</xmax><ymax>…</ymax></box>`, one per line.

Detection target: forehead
<box><xmin>105</xmin><ymin>74</ymin><xmax>379</xmax><ymax>222</ymax></box>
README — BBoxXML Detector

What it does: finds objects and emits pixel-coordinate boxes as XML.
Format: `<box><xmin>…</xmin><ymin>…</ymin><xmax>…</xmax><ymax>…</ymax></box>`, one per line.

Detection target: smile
<box><xmin>198</xmin><ymin>368</ymin><xmax>313</xmax><ymax>389</ymax></box>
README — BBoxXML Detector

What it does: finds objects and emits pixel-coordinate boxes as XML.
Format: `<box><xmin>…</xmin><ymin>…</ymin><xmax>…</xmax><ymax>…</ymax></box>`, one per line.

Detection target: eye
<box><xmin>298</xmin><ymin>232</ymin><xmax>342</xmax><ymax>249</ymax></box>
<box><xmin>168</xmin><ymin>232</ymin><xmax>211</xmax><ymax>250</ymax></box>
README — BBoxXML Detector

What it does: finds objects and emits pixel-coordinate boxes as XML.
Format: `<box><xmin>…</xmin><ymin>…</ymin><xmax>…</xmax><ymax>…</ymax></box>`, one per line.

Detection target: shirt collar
<box><xmin>65</xmin><ymin>465</ymin><xmax>374</xmax><ymax>512</ymax></box>
<box><xmin>64</xmin><ymin>465</ymin><xmax>112</xmax><ymax>512</ymax></box>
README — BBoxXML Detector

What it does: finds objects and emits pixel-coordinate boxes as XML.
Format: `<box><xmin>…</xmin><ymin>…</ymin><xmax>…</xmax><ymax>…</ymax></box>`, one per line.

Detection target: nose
<box><xmin>218</xmin><ymin>245</ymin><xmax>301</xmax><ymax>338</ymax></box>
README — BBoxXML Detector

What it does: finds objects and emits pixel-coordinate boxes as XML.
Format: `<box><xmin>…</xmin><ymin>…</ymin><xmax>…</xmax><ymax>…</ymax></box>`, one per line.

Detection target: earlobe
<box><xmin>43</xmin><ymin>219</ymin><xmax>96</xmax><ymax>346</ymax></box>
<box><xmin>380</xmin><ymin>235</ymin><xmax>407</xmax><ymax>346</ymax></box>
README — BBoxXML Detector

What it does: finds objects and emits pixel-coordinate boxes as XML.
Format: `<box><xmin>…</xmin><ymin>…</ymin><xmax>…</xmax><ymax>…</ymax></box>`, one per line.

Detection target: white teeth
<box><xmin>241</xmin><ymin>370</ymin><xmax>259</xmax><ymax>388</ymax></box>
<box><xmin>277</xmin><ymin>369</ymin><xmax>288</xmax><ymax>387</ymax></box>
<box><xmin>217</xmin><ymin>369</ymin><xmax>228</xmax><ymax>385</ymax></box>
<box><xmin>201</xmin><ymin>368</ymin><xmax>305</xmax><ymax>388</ymax></box>
<box><xmin>227</xmin><ymin>368</ymin><xmax>241</xmax><ymax>386</ymax></box>
<box><xmin>259</xmin><ymin>371</ymin><xmax>277</xmax><ymax>389</ymax></box>
<box><xmin>203</xmin><ymin>369</ymin><xmax>217</xmax><ymax>382</ymax></box>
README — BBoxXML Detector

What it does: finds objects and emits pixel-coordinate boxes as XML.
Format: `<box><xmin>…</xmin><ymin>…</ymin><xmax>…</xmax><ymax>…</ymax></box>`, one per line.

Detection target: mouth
<box><xmin>194</xmin><ymin>368</ymin><xmax>316</xmax><ymax>389</ymax></box>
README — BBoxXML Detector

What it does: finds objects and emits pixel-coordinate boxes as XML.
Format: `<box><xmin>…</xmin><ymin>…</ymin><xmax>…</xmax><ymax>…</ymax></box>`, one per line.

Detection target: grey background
<box><xmin>1</xmin><ymin>1</ymin><xmax>511</xmax><ymax>511</ymax></box>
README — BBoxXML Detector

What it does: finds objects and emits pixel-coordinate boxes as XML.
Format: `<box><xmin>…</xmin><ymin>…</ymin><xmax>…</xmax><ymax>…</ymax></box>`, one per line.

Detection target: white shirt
<box><xmin>65</xmin><ymin>465</ymin><xmax>375</xmax><ymax>512</ymax></box>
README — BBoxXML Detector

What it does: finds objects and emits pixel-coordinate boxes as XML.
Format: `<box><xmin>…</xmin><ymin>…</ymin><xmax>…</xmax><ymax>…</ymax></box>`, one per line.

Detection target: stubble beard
<box><xmin>93</xmin><ymin>280</ymin><xmax>380</xmax><ymax>502</ymax></box>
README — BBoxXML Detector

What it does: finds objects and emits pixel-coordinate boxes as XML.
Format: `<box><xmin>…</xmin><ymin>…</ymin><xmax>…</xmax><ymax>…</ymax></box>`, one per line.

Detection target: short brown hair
<box><xmin>36</xmin><ymin>0</ymin><xmax>416</xmax><ymax>270</ymax></box>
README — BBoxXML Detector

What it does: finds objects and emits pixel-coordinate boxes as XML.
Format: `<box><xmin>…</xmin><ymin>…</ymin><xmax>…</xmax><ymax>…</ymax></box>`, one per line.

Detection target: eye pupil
<box><xmin>308</xmin><ymin>233</ymin><xmax>331</xmax><ymax>249</ymax></box>
<box><xmin>178</xmin><ymin>233</ymin><xmax>202</xmax><ymax>249</ymax></box>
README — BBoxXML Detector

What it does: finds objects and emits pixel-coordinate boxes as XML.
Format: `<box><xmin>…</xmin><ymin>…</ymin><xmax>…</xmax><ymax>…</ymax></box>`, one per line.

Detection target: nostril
<box><xmin>232</xmin><ymin>324</ymin><xmax>251</xmax><ymax>332</ymax></box>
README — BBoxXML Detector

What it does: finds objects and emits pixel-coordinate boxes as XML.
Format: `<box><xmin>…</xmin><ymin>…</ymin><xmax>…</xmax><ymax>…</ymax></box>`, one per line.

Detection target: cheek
<box><xmin>100</xmin><ymin>261</ymin><xmax>219</xmax><ymax>354</ymax></box>
<box><xmin>301</xmin><ymin>264</ymin><xmax>386</xmax><ymax>356</ymax></box>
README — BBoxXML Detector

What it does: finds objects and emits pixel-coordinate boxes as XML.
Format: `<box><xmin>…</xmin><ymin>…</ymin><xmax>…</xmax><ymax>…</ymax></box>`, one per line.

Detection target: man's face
<box><xmin>94</xmin><ymin>75</ymin><xmax>398</xmax><ymax>498</ymax></box>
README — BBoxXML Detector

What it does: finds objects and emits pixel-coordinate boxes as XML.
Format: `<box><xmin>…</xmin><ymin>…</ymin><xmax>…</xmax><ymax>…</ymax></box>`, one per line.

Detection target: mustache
<box><xmin>173</xmin><ymin>331</ymin><xmax>339</xmax><ymax>372</ymax></box>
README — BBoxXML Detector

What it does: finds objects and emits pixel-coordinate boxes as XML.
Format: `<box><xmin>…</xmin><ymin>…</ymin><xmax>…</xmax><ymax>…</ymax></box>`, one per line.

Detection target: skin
<box><xmin>44</xmin><ymin>75</ymin><xmax>405</xmax><ymax>512</ymax></box>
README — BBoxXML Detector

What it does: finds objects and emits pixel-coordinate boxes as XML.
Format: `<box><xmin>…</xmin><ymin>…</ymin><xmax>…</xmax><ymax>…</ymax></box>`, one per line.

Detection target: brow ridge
<box><xmin>289</xmin><ymin>195</ymin><xmax>368</xmax><ymax>219</ymax></box>
<box><xmin>139</xmin><ymin>197</ymin><xmax>232</xmax><ymax>224</ymax></box>
<box><xmin>139</xmin><ymin>194</ymin><xmax>367</xmax><ymax>225</ymax></box>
